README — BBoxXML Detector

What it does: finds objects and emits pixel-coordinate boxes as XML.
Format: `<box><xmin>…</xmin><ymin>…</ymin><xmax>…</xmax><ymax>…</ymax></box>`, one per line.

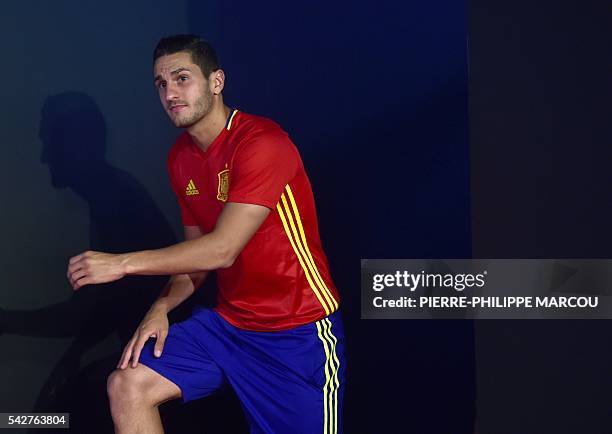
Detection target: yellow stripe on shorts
<box><xmin>316</xmin><ymin>318</ymin><xmax>340</xmax><ymax>434</ymax></box>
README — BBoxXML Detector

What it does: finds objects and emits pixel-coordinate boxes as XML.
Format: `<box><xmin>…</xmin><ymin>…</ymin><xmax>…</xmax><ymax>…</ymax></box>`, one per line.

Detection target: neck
<box><xmin>186</xmin><ymin>101</ymin><xmax>230</xmax><ymax>152</ymax></box>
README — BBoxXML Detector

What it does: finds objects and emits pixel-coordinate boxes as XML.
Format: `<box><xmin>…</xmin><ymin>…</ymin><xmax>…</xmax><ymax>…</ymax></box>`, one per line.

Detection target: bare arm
<box><xmin>67</xmin><ymin>202</ymin><xmax>270</xmax><ymax>290</ymax></box>
<box><xmin>117</xmin><ymin>226</ymin><xmax>210</xmax><ymax>369</ymax></box>
<box><xmin>152</xmin><ymin>225</ymin><xmax>209</xmax><ymax>314</ymax></box>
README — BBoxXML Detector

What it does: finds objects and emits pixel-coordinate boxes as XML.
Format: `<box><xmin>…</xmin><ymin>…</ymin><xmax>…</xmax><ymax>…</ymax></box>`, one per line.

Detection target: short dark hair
<box><xmin>153</xmin><ymin>34</ymin><xmax>220</xmax><ymax>78</ymax></box>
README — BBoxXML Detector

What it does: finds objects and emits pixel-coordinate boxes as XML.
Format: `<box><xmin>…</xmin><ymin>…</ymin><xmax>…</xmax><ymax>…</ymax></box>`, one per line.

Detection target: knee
<box><xmin>107</xmin><ymin>368</ymin><xmax>150</xmax><ymax>407</ymax></box>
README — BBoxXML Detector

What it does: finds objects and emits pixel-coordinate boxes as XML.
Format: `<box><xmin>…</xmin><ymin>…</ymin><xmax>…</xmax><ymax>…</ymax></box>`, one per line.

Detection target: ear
<box><xmin>210</xmin><ymin>69</ymin><xmax>225</xmax><ymax>95</ymax></box>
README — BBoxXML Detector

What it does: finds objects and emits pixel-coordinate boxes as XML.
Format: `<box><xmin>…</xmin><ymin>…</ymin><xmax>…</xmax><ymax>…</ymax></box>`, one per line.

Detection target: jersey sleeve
<box><xmin>167</xmin><ymin>154</ymin><xmax>197</xmax><ymax>226</ymax></box>
<box><xmin>227</xmin><ymin>130</ymin><xmax>300</xmax><ymax>209</ymax></box>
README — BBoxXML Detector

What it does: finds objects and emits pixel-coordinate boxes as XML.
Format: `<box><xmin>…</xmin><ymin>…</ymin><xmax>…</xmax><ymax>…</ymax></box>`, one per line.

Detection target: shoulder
<box><xmin>235</xmin><ymin>111</ymin><xmax>283</xmax><ymax>135</ymax></box>
<box><xmin>232</xmin><ymin>112</ymin><xmax>298</xmax><ymax>158</ymax></box>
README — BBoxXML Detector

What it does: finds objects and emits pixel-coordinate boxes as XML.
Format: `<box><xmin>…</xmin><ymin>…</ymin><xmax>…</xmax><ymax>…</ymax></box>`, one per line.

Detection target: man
<box><xmin>66</xmin><ymin>34</ymin><xmax>345</xmax><ymax>434</ymax></box>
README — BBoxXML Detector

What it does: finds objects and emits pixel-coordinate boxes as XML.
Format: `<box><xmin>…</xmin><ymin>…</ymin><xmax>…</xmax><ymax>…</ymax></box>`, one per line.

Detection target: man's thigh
<box><xmin>138</xmin><ymin>316</ymin><xmax>226</xmax><ymax>403</ymax></box>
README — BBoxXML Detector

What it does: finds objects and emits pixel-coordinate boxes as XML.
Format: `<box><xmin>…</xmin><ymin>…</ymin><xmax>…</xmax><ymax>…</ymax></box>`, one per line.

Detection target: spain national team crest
<box><xmin>217</xmin><ymin>168</ymin><xmax>229</xmax><ymax>202</ymax></box>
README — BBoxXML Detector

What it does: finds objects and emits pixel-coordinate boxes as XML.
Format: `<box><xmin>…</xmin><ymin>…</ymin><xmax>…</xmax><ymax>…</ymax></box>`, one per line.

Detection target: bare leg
<box><xmin>107</xmin><ymin>364</ymin><xmax>181</xmax><ymax>434</ymax></box>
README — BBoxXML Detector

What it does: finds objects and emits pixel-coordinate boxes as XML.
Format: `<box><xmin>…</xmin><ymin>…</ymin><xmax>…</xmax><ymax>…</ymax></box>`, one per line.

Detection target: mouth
<box><xmin>169</xmin><ymin>104</ymin><xmax>187</xmax><ymax>113</ymax></box>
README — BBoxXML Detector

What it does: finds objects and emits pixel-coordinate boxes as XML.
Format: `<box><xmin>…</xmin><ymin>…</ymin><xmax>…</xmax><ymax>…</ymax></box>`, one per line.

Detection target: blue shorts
<box><xmin>139</xmin><ymin>307</ymin><xmax>346</xmax><ymax>434</ymax></box>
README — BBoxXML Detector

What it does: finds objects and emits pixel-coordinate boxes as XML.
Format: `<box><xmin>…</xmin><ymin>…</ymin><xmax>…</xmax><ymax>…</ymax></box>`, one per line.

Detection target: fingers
<box><xmin>69</xmin><ymin>251</ymin><xmax>91</xmax><ymax>265</ymax></box>
<box><xmin>118</xmin><ymin>329</ymin><xmax>165</xmax><ymax>369</ymax></box>
<box><xmin>68</xmin><ymin>269</ymin><xmax>88</xmax><ymax>290</ymax></box>
<box><xmin>117</xmin><ymin>320</ymin><xmax>170</xmax><ymax>373</ymax></box>
<box><xmin>67</xmin><ymin>252</ymin><xmax>90</xmax><ymax>278</ymax></box>
<box><xmin>72</xmin><ymin>276</ymin><xmax>93</xmax><ymax>290</ymax></box>
<box><xmin>154</xmin><ymin>329</ymin><xmax>168</xmax><ymax>358</ymax></box>
<box><xmin>118</xmin><ymin>336</ymin><xmax>137</xmax><ymax>370</ymax></box>
<box><xmin>66</xmin><ymin>261</ymin><xmax>83</xmax><ymax>281</ymax></box>
<box><xmin>68</xmin><ymin>253</ymin><xmax>84</xmax><ymax>266</ymax></box>
<box><xmin>67</xmin><ymin>254</ymin><xmax>88</xmax><ymax>290</ymax></box>
<box><xmin>66</xmin><ymin>251</ymin><xmax>124</xmax><ymax>290</ymax></box>
<box><xmin>130</xmin><ymin>331</ymin><xmax>155</xmax><ymax>368</ymax></box>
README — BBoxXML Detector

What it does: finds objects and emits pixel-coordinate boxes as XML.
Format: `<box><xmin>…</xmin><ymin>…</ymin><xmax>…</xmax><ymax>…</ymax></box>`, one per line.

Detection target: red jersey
<box><xmin>167</xmin><ymin>109</ymin><xmax>340</xmax><ymax>331</ymax></box>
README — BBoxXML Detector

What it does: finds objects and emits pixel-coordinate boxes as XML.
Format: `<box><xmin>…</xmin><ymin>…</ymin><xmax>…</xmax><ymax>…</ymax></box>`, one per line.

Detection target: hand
<box><xmin>67</xmin><ymin>251</ymin><xmax>126</xmax><ymax>290</ymax></box>
<box><xmin>117</xmin><ymin>304</ymin><xmax>169</xmax><ymax>369</ymax></box>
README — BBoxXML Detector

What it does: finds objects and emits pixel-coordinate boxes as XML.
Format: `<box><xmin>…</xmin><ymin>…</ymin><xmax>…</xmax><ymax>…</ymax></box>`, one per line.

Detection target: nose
<box><xmin>164</xmin><ymin>81</ymin><xmax>180</xmax><ymax>104</ymax></box>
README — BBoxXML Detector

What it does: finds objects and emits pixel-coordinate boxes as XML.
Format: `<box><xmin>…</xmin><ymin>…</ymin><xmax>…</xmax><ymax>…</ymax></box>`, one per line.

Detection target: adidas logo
<box><xmin>186</xmin><ymin>179</ymin><xmax>199</xmax><ymax>196</ymax></box>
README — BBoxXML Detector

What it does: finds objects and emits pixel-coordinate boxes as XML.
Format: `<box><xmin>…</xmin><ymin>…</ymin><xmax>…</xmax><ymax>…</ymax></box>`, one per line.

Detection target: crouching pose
<box><xmin>67</xmin><ymin>34</ymin><xmax>345</xmax><ymax>434</ymax></box>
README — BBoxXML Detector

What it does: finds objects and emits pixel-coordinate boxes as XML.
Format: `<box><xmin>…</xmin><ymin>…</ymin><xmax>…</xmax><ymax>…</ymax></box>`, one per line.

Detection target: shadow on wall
<box><xmin>0</xmin><ymin>91</ymin><xmax>247</xmax><ymax>434</ymax></box>
<box><xmin>0</xmin><ymin>92</ymin><xmax>179</xmax><ymax>433</ymax></box>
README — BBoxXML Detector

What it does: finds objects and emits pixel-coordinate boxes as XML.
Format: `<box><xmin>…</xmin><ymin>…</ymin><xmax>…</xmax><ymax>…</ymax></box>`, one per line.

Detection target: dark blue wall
<box><xmin>0</xmin><ymin>2</ymin><xmax>473</xmax><ymax>433</ymax></box>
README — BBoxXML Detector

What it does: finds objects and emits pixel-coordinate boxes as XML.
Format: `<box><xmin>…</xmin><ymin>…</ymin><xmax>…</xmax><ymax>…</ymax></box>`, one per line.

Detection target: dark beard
<box><xmin>174</xmin><ymin>90</ymin><xmax>213</xmax><ymax>128</ymax></box>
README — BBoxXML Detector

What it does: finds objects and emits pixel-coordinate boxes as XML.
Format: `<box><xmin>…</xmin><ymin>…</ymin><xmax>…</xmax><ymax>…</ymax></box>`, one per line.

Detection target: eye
<box><xmin>178</xmin><ymin>75</ymin><xmax>189</xmax><ymax>82</ymax></box>
<box><xmin>156</xmin><ymin>81</ymin><xmax>167</xmax><ymax>89</ymax></box>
